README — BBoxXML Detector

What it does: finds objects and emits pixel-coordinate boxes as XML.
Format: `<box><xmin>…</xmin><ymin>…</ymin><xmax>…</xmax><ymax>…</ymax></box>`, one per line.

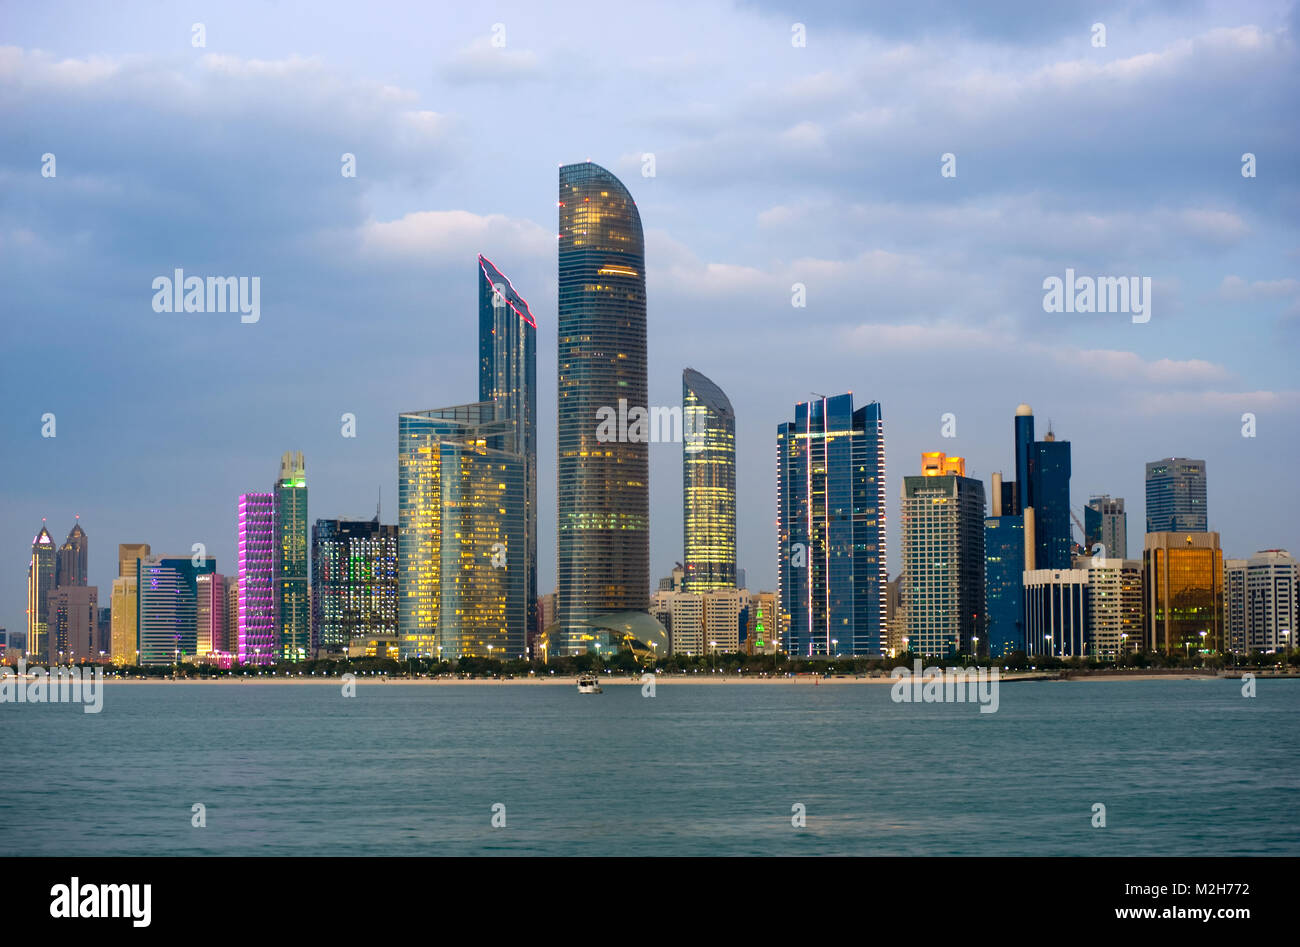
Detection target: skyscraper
<box><xmin>901</xmin><ymin>453</ymin><xmax>986</xmax><ymax>657</ymax></box>
<box><xmin>1145</xmin><ymin>458</ymin><xmax>1207</xmax><ymax>533</ymax></box>
<box><xmin>312</xmin><ymin>517</ymin><xmax>398</xmax><ymax>651</ymax></box>
<box><xmin>47</xmin><ymin>585</ymin><xmax>97</xmax><ymax>664</ymax></box>
<box><xmin>26</xmin><ymin>524</ymin><xmax>55</xmax><ymax>658</ymax></box>
<box><xmin>555</xmin><ymin>161</ymin><xmax>649</xmax><ymax>654</ymax></box>
<box><xmin>56</xmin><ymin>520</ymin><xmax>88</xmax><ymax>588</ymax></box>
<box><xmin>274</xmin><ymin>451</ymin><xmax>309</xmax><ymax>661</ymax></box>
<box><xmin>110</xmin><ymin>543</ymin><xmax>149</xmax><ymax>667</ymax></box>
<box><xmin>1031</xmin><ymin>430</ymin><xmax>1072</xmax><ymax>570</ymax></box>
<box><xmin>1085</xmin><ymin>495</ymin><xmax>1127</xmax><ymax>560</ymax></box>
<box><xmin>137</xmin><ymin>554</ymin><xmax>216</xmax><ymax>665</ymax></box>
<box><xmin>479</xmin><ymin>254</ymin><xmax>538</xmax><ymax>642</ymax></box>
<box><xmin>682</xmin><ymin>368</ymin><xmax>736</xmax><ymax>592</ymax></box>
<box><xmin>398</xmin><ymin>403</ymin><xmax>526</xmax><ymax>660</ymax></box>
<box><xmin>1080</xmin><ymin>557</ymin><xmax>1142</xmax><ymax>660</ymax></box>
<box><xmin>1024</xmin><ymin>568</ymin><xmax>1090</xmax><ymax>658</ymax></box>
<box><xmin>195</xmin><ymin>572</ymin><xmax>226</xmax><ymax>657</ymax></box>
<box><xmin>1143</xmin><ymin>531</ymin><xmax>1223</xmax><ymax>654</ymax></box>
<box><xmin>777</xmin><ymin>393</ymin><xmax>886</xmax><ymax>656</ymax></box>
<box><xmin>984</xmin><ymin>515</ymin><xmax>1026</xmax><ymax>657</ymax></box>
<box><xmin>238</xmin><ymin>492</ymin><xmax>276</xmax><ymax>665</ymax></box>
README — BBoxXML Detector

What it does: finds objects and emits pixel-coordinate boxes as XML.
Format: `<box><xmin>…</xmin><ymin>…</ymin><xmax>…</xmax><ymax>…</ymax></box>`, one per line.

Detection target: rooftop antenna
<box><xmin>376</xmin><ymin>486</ymin><xmax>381</xmax><ymax>524</ymax></box>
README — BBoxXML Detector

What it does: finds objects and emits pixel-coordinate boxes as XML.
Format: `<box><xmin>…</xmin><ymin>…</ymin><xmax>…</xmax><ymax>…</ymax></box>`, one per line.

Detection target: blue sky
<box><xmin>2</xmin><ymin>0</ymin><xmax>1298</xmax><ymax>639</ymax></box>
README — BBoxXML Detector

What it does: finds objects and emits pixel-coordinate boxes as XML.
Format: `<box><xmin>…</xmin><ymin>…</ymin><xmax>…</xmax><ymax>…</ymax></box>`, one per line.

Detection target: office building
<box><xmin>311</xmin><ymin>517</ymin><xmax>398</xmax><ymax>650</ymax></box>
<box><xmin>1085</xmin><ymin>495</ymin><xmax>1127</xmax><ymax>560</ymax></box>
<box><xmin>137</xmin><ymin>554</ymin><xmax>217</xmax><ymax>665</ymax></box>
<box><xmin>1143</xmin><ymin>531</ymin><xmax>1223</xmax><ymax>654</ymax></box>
<box><xmin>1024</xmin><ymin>568</ymin><xmax>1090</xmax><ymax>658</ymax></box>
<box><xmin>1145</xmin><ymin>458</ymin><xmax>1207</xmax><ymax>533</ymax></box>
<box><xmin>238</xmin><ymin>492</ymin><xmax>277</xmax><ymax>665</ymax></box>
<box><xmin>46</xmin><ymin>585</ymin><xmax>98</xmax><ymax>664</ymax></box>
<box><xmin>901</xmin><ymin>453</ymin><xmax>986</xmax><ymax>657</ymax></box>
<box><xmin>682</xmin><ymin>368</ymin><xmax>737</xmax><ymax>592</ymax></box>
<box><xmin>984</xmin><ymin>515</ymin><xmax>1026</xmax><ymax>657</ymax></box>
<box><xmin>274</xmin><ymin>451</ymin><xmax>309</xmax><ymax>662</ymax></box>
<box><xmin>1243</xmin><ymin>549</ymin><xmax>1298</xmax><ymax>652</ymax></box>
<box><xmin>26</xmin><ymin>524</ymin><xmax>56</xmax><ymax>658</ymax></box>
<box><xmin>479</xmin><ymin>254</ymin><xmax>538</xmax><ymax>641</ymax></box>
<box><xmin>777</xmin><ymin>393</ymin><xmax>886</xmax><ymax>656</ymax></box>
<box><xmin>195</xmin><ymin>572</ymin><xmax>226</xmax><ymax>657</ymax></box>
<box><xmin>398</xmin><ymin>403</ymin><xmax>526</xmax><ymax>661</ymax></box>
<box><xmin>1225</xmin><ymin>558</ymin><xmax>1248</xmax><ymax>654</ymax></box>
<box><xmin>1079</xmin><ymin>557</ymin><xmax>1142</xmax><ymax>660</ymax></box>
<box><xmin>56</xmin><ymin>520</ymin><xmax>88</xmax><ymax>588</ymax></box>
<box><xmin>555</xmin><ymin>161</ymin><xmax>649</xmax><ymax>654</ymax></box>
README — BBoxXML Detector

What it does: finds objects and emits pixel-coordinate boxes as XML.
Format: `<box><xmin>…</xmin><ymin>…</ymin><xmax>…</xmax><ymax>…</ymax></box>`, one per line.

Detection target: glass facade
<box><xmin>682</xmin><ymin>368</ymin><xmax>736</xmax><ymax>592</ymax></box>
<box><xmin>238</xmin><ymin>492</ymin><xmax>276</xmax><ymax>665</ymax></box>
<box><xmin>311</xmin><ymin>517</ymin><xmax>398</xmax><ymax>650</ymax></box>
<box><xmin>556</xmin><ymin>162</ymin><xmax>649</xmax><ymax>654</ymax></box>
<box><xmin>478</xmin><ymin>255</ymin><xmax>537</xmax><ymax>644</ymax></box>
<box><xmin>1024</xmin><ymin>569</ymin><xmax>1090</xmax><ymax>658</ymax></box>
<box><xmin>1084</xmin><ymin>495</ymin><xmax>1127</xmax><ymax>560</ymax></box>
<box><xmin>398</xmin><ymin>404</ymin><xmax>527</xmax><ymax>660</ymax></box>
<box><xmin>137</xmin><ymin>555</ymin><xmax>216</xmax><ymax>665</ymax></box>
<box><xmin>56</xmin><ymin>522</ymin><xmax>88</xmax><ymax>588</ymax></box>
<box><xmin>1143</xmin><ymin>531</ymin><xmax>1223</xmax><ymax>654</ymax></box>
<box><xmin>901</xmin><ymin>468</ymin><xmax>986</xmax><ymax>657</ymax></box>
<box><xmin>1145</xmin><ymin>458</ymin><xmax>1207</xmax><ymax>533</ymax></box>
<box><xmin>26</xmin><ymin>525</ymin><xmax>55</xmax><ymax>657</ymax></box>
<box><xmin>984</xmin><ymin>515</ymin><xmax>1026</xmax><ymax>657</ymax></box>
<box><xmin>274</xmin><ymin>451</ymin><xmax>309</xmax><ymax>662</ymax></box>
<box><xmin>776</xmin><ymin>394</ymin><xmax>886</xmax><ymax>656</ymax></box>
<box><xmin>1031</xmin><ymin>436</ymin><xmax>1072</xmax><ymax>570</ymax></box>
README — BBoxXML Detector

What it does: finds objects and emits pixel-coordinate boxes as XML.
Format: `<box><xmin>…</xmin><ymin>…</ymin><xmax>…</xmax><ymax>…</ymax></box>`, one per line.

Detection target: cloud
<box><xmin>440</xmin><ymin>35</ymin><xmax>542</xmax><ymax>84</ymax></box>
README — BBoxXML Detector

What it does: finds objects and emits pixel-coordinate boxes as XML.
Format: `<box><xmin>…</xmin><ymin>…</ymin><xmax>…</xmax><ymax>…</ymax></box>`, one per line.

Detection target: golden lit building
<box><xmin>110</xmin><ymin>543</ymin><xmax>149</xmax><ymax>666</ymax></box>
<box><xmin>683</xmin><ymin>368</ymin><xmax>736</xmax><ymax>592</ymax></box>
<box><xmin>1143</xmin><ymin>532</ymin><xmax>1223</xmax><ymax>654</ymax></box>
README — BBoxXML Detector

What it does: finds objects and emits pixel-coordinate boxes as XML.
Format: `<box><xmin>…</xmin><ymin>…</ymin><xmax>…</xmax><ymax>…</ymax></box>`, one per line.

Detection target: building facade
<box><xmin>777</xmin><ymin>394</ymin><xmax>886</xmax><ymax>656</ymax></box>
<box><xmin>901</xmin><ymin>454</ymin><xmax>986</xmax><ymax>657</ymax></box>
<box><xmin>1243</xmin><ymin>549</ymin><xmax>1298</xmax><ymax>652</ymax></box>
<box><xmin>238</xmin><ymin>492</ymin><xmax>277</xmax><ymax>665</ymax></box>
<box><xmin>1025</xmin><ymin>568</ymin><xmax>1090</xmax><ymax>658</ymax></box>
<box><xmin>984</xmin><ymin>515</ymin><xmax>1026</xmax><ymax>657</ymax></box>
<box><xmin>398</xmin><ymin>404</ymin><xmax>527</xmax><ymax>660</ymax></box>
<box><xmin>1145</xmin><ymin>458</ymin><xmax>1207</xmax><ymax>533</ymax></box>
<box><xmin>1225</xmin><ymin>558</ymin><xmax>1248</xmax><ymax>654</ymax></box>
<box><xmin>56</xmin><ymin>521</ymin><xmax>88</xmax><ymax>588</ymax></box>
<box><xmin>46</xmin><ymin>585</ymin><xmax>98</xmax><ymax>663</ymax></box>
<box><xmin>682</xmin><ymin>368</ymin><xmax>736</xmax><ymax>592</ymax></box>
<box><xmin>555</xmin><ymin>161</ymin><xmax>649</xmax><ymax>654</ymax></box>
<box><xmin>1085</xmin><ymin>495</ymin><xmax>1127</xmax><ymax>560</ymax></box>
<box><xmin>1143</xmin><ymin>531</ymin><xmax>1223</xmax><ymax>654</ymax></box>
<box><xmin>1080</xmin><ymin>557</ymin><xmax>1142</xmax><ymax>660</ymax></box>
<box><xmin>195</xmin><ymin>572</ymin><xmax>226</xmax><ymax>657</ymax></box>
<box><xmin>274</xmin><ymin>451</ymin><xmax>310</xmax><ymax>662</ymax></box>
<box><xmin>137</xmin><ymin>555</ymin><xmax>217</xmax><ymax>665</ymax></box>
<box><xmin>311</xmin><ymin>517</ymin><xmax>398</xmax><ymax>651</ymax></box>
<box><xmin>26</xmin><ymin>525</ymin><xmax>56</xmax><ymax>658</ymax></box>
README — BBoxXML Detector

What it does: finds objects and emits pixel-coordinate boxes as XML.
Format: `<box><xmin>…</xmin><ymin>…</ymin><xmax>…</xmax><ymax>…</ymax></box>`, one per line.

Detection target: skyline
<box><xmin>3</xmin><ymin>0</ymin><xmax>1299</xmax><ymax>640</ymax></box>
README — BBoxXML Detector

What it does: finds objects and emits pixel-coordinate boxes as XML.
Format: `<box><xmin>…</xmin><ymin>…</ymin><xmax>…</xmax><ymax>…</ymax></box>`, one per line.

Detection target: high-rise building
<box><xmin>1145</xmin><ymin>458</ymin><xmax>1207</xmax><ymax>533</ymax></box>
<box><xmin>1079</xmin><ymin>557</ymin><xmax>1142</xmax><ymax>660</ymax></box>
<box><xmin>1032</xmin><ymin>430</ymin><xmax>1072</xmax><ymax>570</ymax></box>
<box><xmin>238</xmin><ymin>492</ymin><xmax>277</xmax><ymax>665</ymax></box>
<box><xmin>195</xmin><ymin>572</ymin><xmax>226</xmax><ymax>657</ymax></box>
<box><xmin>555</xmin><ymin>161</ymin><xmax>649</xmax><ymax>654</ymax></box>
<box><xmin>46</xmin><ymin>585</ymin><xmax>97</xmax><ymax>664</ymax></box>
<box><xmin>1243</xmin><ymin>549</ymin><xmax>1298</xmax><ymax>652</ymax></box>
<box><xmin>479</xmin><ymin>255</ymin><xmax>538</xmax><ymax>640</ymax></box>
<box><xmin>109</xmin><ymin>543</ymin><xmax>149</xmax><ymax>667</ymax></box>
<box><xmin>1024</xmin><ymin>568</ymin><xmax>1090</xmax><ymax>658</ymax></box>
<box><xmin>274</xmin><ymin>451</ymin><xmax>309</xmax><ymax>662</ymax></box>
<box><xmin>746</xmin><ymin>591</ymin><xmax>781</xmax><ymax>655</ymax></box>
<box><xmin>901</xmin><ymin>453</ymin><xmax>986</xmax><ymax>657</ymax></box>
<box><xmin>984</xmin><ymin>515</ymin><xmax>1026</xmax><ymax>657</ymax></box>
<box><xmin>56</xmin><ymin>520</ymin><xmax>88</xmax><ymax>588</ymax></box>
<box><xmin>137</xmin><ymin>555</ymin><xmax>216</xmax><ymax>665</ymax></box>
<box><xmin>1085</xmin><ymin>495</ymin><xmax>1127</xmax><ymax>560</ymax></box>
<box><xmin>311</xmin><ymin>517</ymin><xmax>398</xmax><ymax>651</ymax></box>
<box><xmin>1225</xmin><ymin>558</ymin><xmax>1248</xmax><ymax>654</ymax></box>
<box><xmin>777</xmin><ymin>393</ymin><xmax>886</xmax><ymax>656</ymax></box>
<box><xmin>97</xmin><ymin>606</ymin><xmax>111</xmax><ymax>662</ymax></box>
<box><xmin>682</xmin><ymin>368</ymin><xmax>737</xmax><ymax>592</ymax></box>
<box><xmin>398</xmin><ymin>403</ymin><xmax>526</xmax><ymax>660</ymax></box>
<box><xmin>1143</xmin><ymin>531</ymin><xmax>1223</xmax><ymax>654</ymax></box>
<box><xmin>26</xmin><ymin>524</ymin><xmax>56</xmax><ymax>658</ymax></box>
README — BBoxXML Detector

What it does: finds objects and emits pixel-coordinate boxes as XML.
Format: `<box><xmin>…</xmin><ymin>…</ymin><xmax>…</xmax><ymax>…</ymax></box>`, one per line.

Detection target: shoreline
<box><xmin>80</xmin><ymin>671</ymin><xmax>1281</xmax><ymax>685</ymax></box>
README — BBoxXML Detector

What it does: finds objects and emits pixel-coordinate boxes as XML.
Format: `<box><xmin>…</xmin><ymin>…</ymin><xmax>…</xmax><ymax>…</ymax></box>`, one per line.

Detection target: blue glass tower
<box><xmin>776</xmin><ymin>394</ymin><xmax>886</xmax><ymax>656</ymax></box>
<box><xmin>984</xmin><ymin>515</ymin><xmax>1025</xmax><ymax>656</ymax></box>
<box><xmin>1032</xmin><ymin>434</ymin><xmax>1072</xmax><ymax>569</ymax></box>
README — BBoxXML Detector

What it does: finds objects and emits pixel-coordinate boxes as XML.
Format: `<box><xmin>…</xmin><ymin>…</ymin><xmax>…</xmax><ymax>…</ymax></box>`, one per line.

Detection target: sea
<box><xmin>3</xmin><ymin>678</ymin><xmax>1297</xmax><ymax>856</ymax></box>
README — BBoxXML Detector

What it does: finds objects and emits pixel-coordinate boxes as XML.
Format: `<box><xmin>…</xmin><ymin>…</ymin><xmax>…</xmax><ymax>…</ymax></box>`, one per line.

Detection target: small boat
<box><xmin>577</xmin><ymin>673</ymin><xmax>602</xmax><ymax>694</ymax></box>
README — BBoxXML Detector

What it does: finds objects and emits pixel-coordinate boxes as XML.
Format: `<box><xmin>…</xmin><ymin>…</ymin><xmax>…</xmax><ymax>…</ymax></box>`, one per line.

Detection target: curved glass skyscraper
<box><xmin>682</xmin><ymin>368</ymin><xmax>736</xmax><ymax>591</ymax></box>
<box><xmin>556</xmin><ymin>162</ymin><xmax>648</xmax><ymax>653</ymax></box>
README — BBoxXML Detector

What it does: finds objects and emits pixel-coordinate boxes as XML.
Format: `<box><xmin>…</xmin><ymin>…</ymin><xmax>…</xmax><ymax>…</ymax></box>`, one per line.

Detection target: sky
<box><xmin>2</xmin><ymin>0</ymin><xmax>1298</xmax><ymax>640</ymax></box>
